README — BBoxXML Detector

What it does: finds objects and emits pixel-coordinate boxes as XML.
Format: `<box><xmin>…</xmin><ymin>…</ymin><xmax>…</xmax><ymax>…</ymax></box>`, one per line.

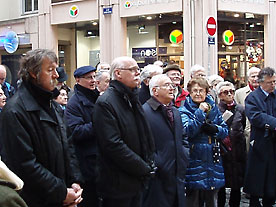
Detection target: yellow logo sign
<box><xmin>223</xmin><ymin>30</ymin><xmax>234</xmax><ymax>45</ymax></box>
<box><xmin>169</xmin><ymin>30</ymin><xmax>183</xmax><ymax>44</ymax></box>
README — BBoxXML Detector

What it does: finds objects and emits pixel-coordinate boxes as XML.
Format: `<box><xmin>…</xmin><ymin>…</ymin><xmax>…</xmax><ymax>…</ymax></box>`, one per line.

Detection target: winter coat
<box><xmin>93</xmin><ymin>80</ymin><xmax>155</xmax><ymax>199</ymax></box>
<box><xmin>0</xmin><ymin>82</ymin><xmax>82</xmax><ymax>207</ymax></box>
<box><xmin>218</xmin><ymin>101</ymin><xmax>247</xmax><ymax>189</ymax></box>
<box><xmin>2</xmin><ymin>81</ymin><xmax>15</xmax><ymax>100</ymax></box>
<box><xmin>142</xmin><ymin>97</ymin><xmax>189</xmax><ymax>207</ymax></box>
<box><xmin>138</xmin><ymin>82</ymin><xmax>151</xmax><ymax>105</ymax></box>
<box><xmin>174</xmin><ymin>86</ymin><xmax>189</xmax><ymax>108</ymax></box>
<box><xmin>65</xmin><ymin>84</ymin><xmax>99</xmax><ymax>181</ymax></box>
<box><xmin>0</xmin><ymin>179</ymin><xmax>27</xmax><ymax>207</ymax></box>
<box><xmin>179</xmin><ymin>95</ymin><xmax>228</xmax><ymax>190</ymax></box>
<box><xmin>244</xmin><ymin>87</ymin><xmax>276</xmax><ymax>198</ymax></box>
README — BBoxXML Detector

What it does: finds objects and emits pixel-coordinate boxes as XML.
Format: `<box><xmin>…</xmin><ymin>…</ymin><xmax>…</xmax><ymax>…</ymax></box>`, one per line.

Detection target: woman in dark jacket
<box><xmin>216</xmin><ymin>81</ymin><xmax>247</xmax><ymax>207</ymax></box>
<box><xmin>179</xmin><ymin>78</ymin><xmax>228</xmax><ymax>207</ymax></box>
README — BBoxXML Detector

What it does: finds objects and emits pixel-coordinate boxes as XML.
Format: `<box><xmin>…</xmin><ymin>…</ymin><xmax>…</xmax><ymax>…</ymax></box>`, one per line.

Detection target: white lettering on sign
<box><xmin>130</xmin><ymin>0</ymin><xmax>176</xmax><ymax>7</ymax></box>
<box><xmin>140</xmin><ymin>49</ymin><xmax>157</xmax><ymax>57</ymax></box>
<box><xmin>220</xmin><ymin>0</ymin><xmax>264</xmax><ymax>4</ymax></box>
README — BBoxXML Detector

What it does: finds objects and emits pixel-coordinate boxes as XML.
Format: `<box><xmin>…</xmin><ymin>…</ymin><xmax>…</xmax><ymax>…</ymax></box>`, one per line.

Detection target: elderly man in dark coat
<box><xmin>0</xmin><ymin>49</ymin><xmax>83</xmax><ymax>207</ymax></box>
<box><xmin>65</xmin><ymin>65</ymin><xmax>99</xmax><ymax>207</ymax></box>
<box><xmin>93</xmin><ymin>56</ymin><xmax>156</xmax><ymax>207</ymax></box>
<box><xmin>142</xmin><ymin>74</ymin><xmax>189</xmax><ymax>207</ymax></box>
<box><xmin>244</xmin><ymin>67</ymin><xmax>276</xmax><ymax>207</ymax></box>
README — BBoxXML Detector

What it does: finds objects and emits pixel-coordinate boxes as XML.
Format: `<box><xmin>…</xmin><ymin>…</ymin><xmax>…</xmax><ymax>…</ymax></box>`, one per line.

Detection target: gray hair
<box><xmin>190</xmin><ymin>64</ymin><xmax>205</xmax><ymax>77</ymax></box>
<box><xmin>95</xmin><ymin>70</ymin><xmax>110</xmax><ymax>81</ymax></box>
<box><xmin>149</xmin><ymin>74</ymin><xmax>168</xmax><ymax>96</ymax></box>
<box><xmin>140</xmin><ymin>64</ymin><xmax>163</xmax><ymax>82</ymax></box>
<box><xmin>208</xmin><ymin>74</ymin><xmax>224</xmax><ymax>87</ymax></box>
<box><xmin>216</xmin><ymin>81</ymin><xmax>235</xmax><ymax>94</ymax></box>
<box><xmin>110</xmin><ymin>56</ymin><xmax>136</xmax><ymax>80</ymax></box>
<box><xmin>97</xmin><ymin>63</ymin><xmax>110</xmax><ymax>71</ymax></box>
<box><xmin>19</xmin><ymin>49</ymin><xmax>57</xmax><ymax>82</ymax></box>
<box><xmin>258</xmin><ymin>67</ymin><xmax>276</xmax><ymax>83</ymax></box>
<box><xmin>247</xmin><ymin>67</ymin><xmax>261</xmax><ymax>77</ymax></box>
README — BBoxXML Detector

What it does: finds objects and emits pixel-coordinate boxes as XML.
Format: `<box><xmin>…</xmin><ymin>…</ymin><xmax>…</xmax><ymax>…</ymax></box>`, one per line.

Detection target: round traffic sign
<box><xmin>206</xmin><ymin>17</ymin><xmax>216</xmax><ymax>36</ymax></box>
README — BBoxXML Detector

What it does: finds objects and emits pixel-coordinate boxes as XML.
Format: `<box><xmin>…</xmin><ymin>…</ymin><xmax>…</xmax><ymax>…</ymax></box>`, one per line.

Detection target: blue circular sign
<box><xmin>4</xmin><ymin>31</ymin><xmax>19</xmax><ymax>54</ymax></box>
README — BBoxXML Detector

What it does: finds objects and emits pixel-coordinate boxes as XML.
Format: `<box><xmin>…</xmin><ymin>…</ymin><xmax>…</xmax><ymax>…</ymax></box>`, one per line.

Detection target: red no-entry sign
<box><xmin>206</xmin><ymin>17</ymin><xmax>216</xmax><ymax>36</ymax></box>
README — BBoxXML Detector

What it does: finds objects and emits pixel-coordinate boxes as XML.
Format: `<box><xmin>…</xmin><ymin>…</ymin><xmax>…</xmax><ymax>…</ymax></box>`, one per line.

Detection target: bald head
<box><xmin>0</xmin><ymin>65</ymin><xmax>7</xmax><ymax>84</ymax></box>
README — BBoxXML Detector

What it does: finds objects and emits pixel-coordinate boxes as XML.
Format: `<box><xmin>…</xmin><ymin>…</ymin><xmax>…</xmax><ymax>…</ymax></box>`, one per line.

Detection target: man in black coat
<box><xmin>0</xmin><ymin>49</ymin><xmax>83</xmax><ymax>207</ymax></box>
<box><xmin>93</xmin><ymin>56</ymin><xmax>156</xmax><ymax>207</ymax></box>
<box><xmin>244</xmin><ymin>67</ymin><xmax>276</xmax><ymax>207</ymax></box>
<box><xmin>142</xmin><ymin>74</ymin><xmax>189</xmax><ymax>207</ymax></box>
<box><xmin>65</xmin><ymin>65</ymin><xmax>99</xmax><ymax>207</ymax></box>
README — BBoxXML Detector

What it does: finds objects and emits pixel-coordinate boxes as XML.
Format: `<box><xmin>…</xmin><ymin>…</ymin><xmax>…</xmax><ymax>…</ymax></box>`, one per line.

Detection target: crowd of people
<box><xmin>0</xmin><ymin>48</ymin><xmax>275</xmax><ymax>207</ymax></box>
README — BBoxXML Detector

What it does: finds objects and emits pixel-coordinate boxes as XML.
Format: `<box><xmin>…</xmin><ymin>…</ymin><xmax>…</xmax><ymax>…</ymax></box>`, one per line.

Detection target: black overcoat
<box><xmin>218</xmin><ymin>101</ymin><xmax>247</xmax><ymax>189</ymax></box>
<box><xmin>244</xmin><ymin>87</ymin><xmax>276</xmax><ymax>197</ymax></box>
<box><xmin>142</xmin><ymin>98</ymin><xmax>189</xmax><ymax>207</ymax></box>
<box><xmin>0</xmin><ymin>83</ymin><xmax>82</xmax><ymax>207</ymax></box>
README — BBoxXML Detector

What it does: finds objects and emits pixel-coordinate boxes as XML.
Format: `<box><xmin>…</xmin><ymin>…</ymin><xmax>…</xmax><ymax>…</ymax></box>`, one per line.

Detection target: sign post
<box><xmin>206</xmin><ymin>16</ymin><xmax>217</xmax><ymax>75</ymax></box>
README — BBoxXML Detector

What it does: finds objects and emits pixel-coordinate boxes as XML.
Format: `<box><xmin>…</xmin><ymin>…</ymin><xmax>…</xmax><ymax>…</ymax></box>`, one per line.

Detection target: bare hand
<box><xmin>63</xmin><ymin>187</ymin><xmax>83</xmax><ymax>207</ymax></box>
<box><xmin>199</xmin><ymin>102</ymin><xmax>209</xmax><ymax>112</ymax></box>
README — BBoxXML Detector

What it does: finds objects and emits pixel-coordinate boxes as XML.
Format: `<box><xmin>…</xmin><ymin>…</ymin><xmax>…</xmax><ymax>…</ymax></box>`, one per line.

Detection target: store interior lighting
<box><xmin>250</xmin><ymin>24</ymin><xmax>255</xmax><ymax>28</ymax></box>
<box><xmin>172</xmin><ymin>21</ymin><xmax>177</xmax><ymax>24</ymax></box>
<box><xmin>234</xmin><ymin>13</ymin><xmax>239</xmax><ymax>18</ymax></box>
<box><xmin>146</xmin><ymin>16</ymin><xmax>152</xmax><ymax>20</ymax></box>
<box><xmin>91</xmin><ymin>21</ymin><xmax>97</xmax><ymax>26</ymax></box>
<box><xmin>245</xmin><ymin>13</ymin><xmax>254</xmax><ymax>19</ymax></box>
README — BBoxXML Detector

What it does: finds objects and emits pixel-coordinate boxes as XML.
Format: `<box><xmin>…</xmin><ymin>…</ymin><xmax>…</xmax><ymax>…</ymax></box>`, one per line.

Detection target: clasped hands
<box><xmin>63</xmin><ymin>183</ymin><xmax>83</xmax><ymax>207</ymax></box>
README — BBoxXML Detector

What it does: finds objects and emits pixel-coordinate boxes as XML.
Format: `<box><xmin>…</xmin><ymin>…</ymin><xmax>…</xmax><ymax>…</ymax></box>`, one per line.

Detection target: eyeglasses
<box><xmin>80</xmin><ymin>75</ymin><xmax>96</xmax><ymax>80</ymax></box>
<box><xmin>191</xmin><ymin>89</ymin><xmax>206</xmax><ymax>95</ymax></box>
<box><xmin>220</xmin><ymin>89</ymin><xmax>235</xmax><ymax>95</ymax></box>
<box><xmin>118</xmin><ymin>67</ymin><xmax>141</xmax><ymax>74</ymax></box>
<box><xmin>156</xmin><ymin>83</ymin><xmax>175</xmax><ymax>89</ymax></box>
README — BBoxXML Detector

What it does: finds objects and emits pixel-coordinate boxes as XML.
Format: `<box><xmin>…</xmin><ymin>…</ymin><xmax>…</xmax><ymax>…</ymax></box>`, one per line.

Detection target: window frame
<box><xmin>22</xmin><ymin>0</ymin><xmax>38</xmax><ymax>14</ymax></box>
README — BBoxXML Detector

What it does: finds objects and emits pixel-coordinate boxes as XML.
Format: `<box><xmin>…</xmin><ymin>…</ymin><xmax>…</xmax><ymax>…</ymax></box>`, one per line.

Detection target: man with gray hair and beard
<box><xmin>0</xmin><ymin>49</ymin><xmax>83</xmax><ymax>207</ymax></box>
<box><xmin>93</xmin><ymin>56</ymin><xmax>156</xmax><ymax>207</ymax></box>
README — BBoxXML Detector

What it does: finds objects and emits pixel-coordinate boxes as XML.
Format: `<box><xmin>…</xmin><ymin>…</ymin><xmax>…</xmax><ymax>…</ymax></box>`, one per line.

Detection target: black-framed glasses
<box><xmin>221</xmin><ymin>89</ymin><xmax>234</xmax><ymax>95</ymax></box>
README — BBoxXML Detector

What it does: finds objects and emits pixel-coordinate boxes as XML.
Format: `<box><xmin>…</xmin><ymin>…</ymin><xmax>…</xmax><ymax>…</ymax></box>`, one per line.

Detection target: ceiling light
<box><xmin>172</xmin><ymin>21</ymin><xmax>177</xmax><ymax>24</ymax></box>
<box><xmin>228</xmin><ymin>46</ymin><xmax>232</xmax><ymax>50</ymax></box>
<box><xmin>245</xmin><ymin>13</ymin><xmax>254</xmax><ymax>19</ymax></box>
<box><xmin>222</xmin><ymin>45</ymin><xmax>225</xmax><ymax>48</ymax></box>
<box><xmin>92</xmin><ymin>22</ymin><xmax>98</xmax><ymax>26</ymax></box>
<box><xmin>159</xmin><ymin>14</ymin><xmax>162</xmax><ymax>19</ymax></box>
<box><xmin>250</xmin><ymin>24</ymin><xmax>255</xmax><ymax>28</ymax></box>
<box><xmin>234</xmin><ymin>14</ymin><xmax>239</xmax><ymax>18</ymax></box>
<box><xmin>146</xmin><ymin>16</ymin><xmax>152</xmax><ymax>20</ymax></box>
<box><xmin>256</xmin><ymin>22</ymin><xmax>261</xmax><ymax>25</ymax></box>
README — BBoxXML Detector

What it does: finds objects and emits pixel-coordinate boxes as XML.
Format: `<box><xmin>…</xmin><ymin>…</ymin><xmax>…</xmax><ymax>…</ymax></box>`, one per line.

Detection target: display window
<box><xmin>218</xmin><ymin>11</ymin><xmax>264</xmax><ymax>88</ymax></box>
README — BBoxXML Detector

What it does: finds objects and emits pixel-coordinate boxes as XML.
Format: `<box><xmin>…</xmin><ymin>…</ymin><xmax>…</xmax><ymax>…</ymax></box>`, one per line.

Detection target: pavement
<box><xmin>225</xmin><ymin>188</ymin><xmax>276</xmax><ymax>207</ymax></box>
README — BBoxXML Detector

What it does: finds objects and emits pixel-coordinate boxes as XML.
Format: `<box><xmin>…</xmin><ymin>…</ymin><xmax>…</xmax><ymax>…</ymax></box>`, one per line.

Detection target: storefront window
<box><xmin>218</xmin><ymin>11</ymin><xmax>264</xmax><ymax>88</ymax></box>
<box><xmin>127</xmin><ymin>12</ymin><xmax>183</xmax><ymax>68</ymax></box>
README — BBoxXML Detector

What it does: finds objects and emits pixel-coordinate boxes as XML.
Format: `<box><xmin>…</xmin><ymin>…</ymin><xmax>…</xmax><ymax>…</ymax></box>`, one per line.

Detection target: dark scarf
<box><xmin>75</xmin><ymin>84</ymin><xmax>99</xmax><ymax>103</ymax></box>
<box><xmin>23</xmin><ymin>80</ymin><xmax>58</xmax><ymax>122</ymax></box>
<box><xmin>110</xmin><ymin>80</ymin><xmax>155</xmax><ymax>162</ymax></box>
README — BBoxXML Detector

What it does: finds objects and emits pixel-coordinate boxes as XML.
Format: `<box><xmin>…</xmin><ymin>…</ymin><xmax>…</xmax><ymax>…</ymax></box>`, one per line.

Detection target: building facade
<box><xmin>0</xmin><ymin>0</ymin><xmax>275</xmax><ymax>87</ymax></box>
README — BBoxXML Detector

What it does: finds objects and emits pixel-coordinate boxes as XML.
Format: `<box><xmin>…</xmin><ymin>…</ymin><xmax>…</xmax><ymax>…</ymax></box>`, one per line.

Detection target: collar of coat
<box><xmin>74</xmin><ymin>84</ymin><xmax>99</xmax><ymax>105</ymax></box>
<box><xmin>17</xmin><ymin>82</ymin><xmax>58</xmax><ymax>124</ymax></box>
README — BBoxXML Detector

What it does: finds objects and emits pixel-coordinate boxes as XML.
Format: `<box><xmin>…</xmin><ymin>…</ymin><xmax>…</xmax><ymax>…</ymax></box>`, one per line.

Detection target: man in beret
<box><xmin>65</xmin><ymin>65</ymin><xmax>100</xmax><ymax>207</ymax></box>
<box><xmin>163</xmin><ymin>64</ymin><xmax>189</xmax><ymax>107</ymax></box>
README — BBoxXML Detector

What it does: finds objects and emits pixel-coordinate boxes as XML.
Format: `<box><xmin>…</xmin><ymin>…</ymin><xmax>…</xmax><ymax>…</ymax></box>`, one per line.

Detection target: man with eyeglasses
<box><xmin>244</xmin><ymin>67</ymin><xmax>276</xmax><ymax>207</ymax></box>
<box><xmin>190</xmin><ymin>64</ymin><xmax>207</xmax><ymax>79</ymax></box>
<box><xmin>163</xmin><ymin>64</ymin><xmax>189</xmax><ymax>107</ymax></box>
<box><xmin>92</xmin><ymin>56</ymin><xmax>156</xmax><ymax>207</ymax></box>
<box><xmin>65</xmin><ymin>65</ymin><xmax>100</xmax><ymax>207</ymax></box>
<box><xmin>0</xmin><ymin>65</ymin><xmax>15</xmax><ymax>100</ymax></box>
<box><xmin>142</xmin><ymin>74</ymin><xmax>189</xmax><ymax>207</ymax></box>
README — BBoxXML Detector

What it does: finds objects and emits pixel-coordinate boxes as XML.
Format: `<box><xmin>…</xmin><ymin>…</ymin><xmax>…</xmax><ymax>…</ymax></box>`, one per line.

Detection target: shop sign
<box><xmin>208</xmin><ymin>36</ymin><xmax>215</xmax><ymax>45</ymax></box>
<box><xmin>69</xmin><ymin>5</ymin><xmax>79</xmax><ymax>18</ymax></box>
<box><xmin>0</xmin><ymin>31</ymin><xmax>19</xmax><ymax>54</ymax></box>
<box><xmin>223</xmin><ymin>30</ymin><xmax>234</xmax><ymax>45</ymax></box>
<box><xmin>169</xmin><ymin>30</ymin><xmax>183</xmax><ymax>44</ymax></box>
<box><xmin>206</xmin><ymin>17</ymin><xmax>216</xmax><ymax>36</ymax></box>
<box><xmin>124</xmin><ymin>0</ymin><xmax>177</xmax><ymax>8</ymax></box>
